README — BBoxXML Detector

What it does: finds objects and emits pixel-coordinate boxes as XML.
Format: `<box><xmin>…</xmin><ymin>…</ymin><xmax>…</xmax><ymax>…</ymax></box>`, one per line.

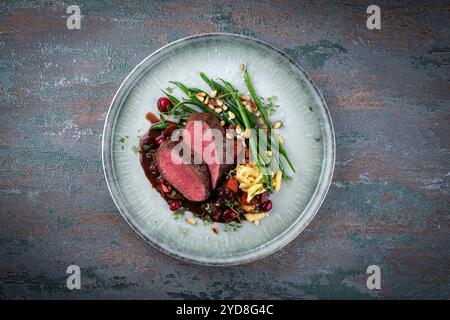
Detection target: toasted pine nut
<box><xmin>209</xmin><ymin>90</ymin><xmax>217</xmax><ymax>98</ymax></box>
<box><xmin>203</xmin><ymin>96</ymin><xmax>210</xmax><ymax>105</ymax></box>
<box><xmin>273</xmin><ymin>121</ymin><xmax>282</xmax><ymax>129</ymax></box>
<box><xmin>215</xmin><ymin>108</ymin><xmax>222</xmax><ymax>113</ymax></box>
<box><xmin>216</xmin><ymin>99</ymin><xmax>223</xmax><ymax>106</ymax></box>
<box><xmin>240</xmin><ymin>64</ymin><xmax>245</xmax><ymax>71</ymax></box>
<box><xmin>219</xmin><ymin>120</ymin><xmax>225</xmax><ymax>126</ymax></box>
<box><xmin>186</xmin><ymin>218</ymin><xmax>196</xmax><ymax>225</ymax></box>
<box><xmin>244</xmin><ymin>128</ymin><xmax>251</xmax><ymax>139</ymax></box>
<box><xmin>228</xmin><ymin>111</ymin><xmax>236</xmax><ymax>119</ymax></box>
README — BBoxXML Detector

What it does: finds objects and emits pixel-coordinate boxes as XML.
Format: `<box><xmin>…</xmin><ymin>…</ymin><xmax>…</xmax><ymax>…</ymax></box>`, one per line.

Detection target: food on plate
<box><xmin>136</xmin><ymin>66</ymin><xmax>295</xmax><ymax>231</ymax></box>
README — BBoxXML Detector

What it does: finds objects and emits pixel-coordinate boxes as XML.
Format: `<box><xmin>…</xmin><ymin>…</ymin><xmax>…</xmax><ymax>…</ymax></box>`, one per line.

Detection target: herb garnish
<box><xmin>266</xmin><ymin>96</ymin><xmax>279</xmax><ymax>115</ymax></box>
<box><xmin>172</xmin><ymin>210</ymin><xmax>185</xmax><ymax>220</ymax></box>
<box><xmin>202</xmin><ymin>215</ymin><xmax>212</xmax><ymax>225</ymax></box>
<box><xmin>223</xmin><ymin>223</ymin><xmax>242</xmax><ymax>232</ymax></box>
<box><xmin>131</xmin><ymin>145</ymin><xmax>141</xmax><ymax>153</ymax></box>
<box><xmin>165</xmin><ymin>86</ymin><xmax>175</xmax><ymax>93</ymax></box>
<box><xmin>142</xmin><ymin>144</ymin><xmax>151</xmax><ymax>151</ymax></box>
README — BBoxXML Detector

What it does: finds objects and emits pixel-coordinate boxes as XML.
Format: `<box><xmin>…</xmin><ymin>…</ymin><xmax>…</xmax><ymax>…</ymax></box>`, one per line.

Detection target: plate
<box><xmin>102</xmin><ymin>33</ymin><xmax>335</xmax><ymax>265</ymax></box>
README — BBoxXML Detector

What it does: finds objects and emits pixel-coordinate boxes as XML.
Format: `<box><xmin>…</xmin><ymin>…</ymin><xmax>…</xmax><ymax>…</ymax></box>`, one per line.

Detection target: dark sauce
<box><xmin>139</xmin><ymin>124</ymin><xmax>270</xmax><ymax>223</ymax></box>
<box><xmin>139</xmin><ymin>126</ymin><xmax>233</xmax><ymax>222</ymax></box>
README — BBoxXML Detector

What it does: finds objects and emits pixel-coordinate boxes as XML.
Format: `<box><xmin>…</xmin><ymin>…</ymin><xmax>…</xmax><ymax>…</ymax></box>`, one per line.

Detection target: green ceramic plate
<box><xmin>102</xmin><ymin>33</ymin><xmax>335</xmax><ymax>265</ymax></box>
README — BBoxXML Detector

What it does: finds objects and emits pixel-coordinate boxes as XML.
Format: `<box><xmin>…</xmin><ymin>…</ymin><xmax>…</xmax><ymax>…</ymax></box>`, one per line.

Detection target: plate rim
<box><xmin>102</xmin><ymin>32</ymin><xmax>336</xmax><ymax>266</ymax></box>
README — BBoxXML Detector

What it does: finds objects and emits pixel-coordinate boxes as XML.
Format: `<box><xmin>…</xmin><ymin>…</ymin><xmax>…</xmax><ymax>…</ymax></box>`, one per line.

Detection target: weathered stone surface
<box><xmin>0</xmin><ymin>0</ymin><xmax>448</xmax><ymax>299</ymax></box>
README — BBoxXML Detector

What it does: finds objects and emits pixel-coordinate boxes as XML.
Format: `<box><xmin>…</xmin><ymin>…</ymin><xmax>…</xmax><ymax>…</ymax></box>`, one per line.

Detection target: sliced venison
<box><xmin>183</xmin><ymin>113</ymin><xmax>233</xmax><ymax>189</ymax></box>
<box><xmin>156</xmin><ymin>141</ymin><xmax>211</xmax><ymax>202</ymax></box>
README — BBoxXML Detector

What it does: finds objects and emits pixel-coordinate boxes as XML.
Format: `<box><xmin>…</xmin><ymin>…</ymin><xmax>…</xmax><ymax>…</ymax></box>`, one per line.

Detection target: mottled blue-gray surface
<box><xmin>0</xmin><ymin>0</ymin><xmax>449</xmax><ymax>299</ymax></box>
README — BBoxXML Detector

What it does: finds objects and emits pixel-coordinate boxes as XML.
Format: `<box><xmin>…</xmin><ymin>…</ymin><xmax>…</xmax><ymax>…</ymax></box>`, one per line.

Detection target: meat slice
<box><xmin>183</xmin><ymin>113</ymin><xmax>233</xmax><ymax>189</ymax></box>
<box><xmin>156</xmin><ymin>141</ymin><xmax>211</xmax><ymax>202</ymax></box>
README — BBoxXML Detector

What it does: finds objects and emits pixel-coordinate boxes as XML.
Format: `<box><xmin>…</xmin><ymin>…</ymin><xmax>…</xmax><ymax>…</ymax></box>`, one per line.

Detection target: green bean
<box><xmin>150</xmin><ymin>122</ymin><xmax>169</xmax><ymax>130</ymax></box>
<box><xmin>244</xmin><ymin>68</ymin><xmax>296</xmax><ymax>173</ymax></box>
<box><xmin>218</xmin><ymin>79</ymin><xmax>257</xmax><ymax>127</ymax></box>
<box><xmin>199</xmin><ymin>73</ymin><xmax>240</xmax><ymax>126</ymax></box>
<box><xmin>170</xmin><ymin>81</ymin><xmax>211</xmax><ymax>113</ymax></box>
<box><xmin>162</xmin><ymin>90</ymin><xmax>197</xmax><ymax>114</ymax></box>
<box><xmin>224</xmin><ymin>81</ymin><xmax>269</xmax><ymax>182</ymax></box>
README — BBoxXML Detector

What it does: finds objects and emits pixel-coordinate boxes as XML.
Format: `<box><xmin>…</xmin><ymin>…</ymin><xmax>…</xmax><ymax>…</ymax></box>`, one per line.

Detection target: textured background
<box><xmin>0</xmin><ymin>0</ymin><xmax>449</xmax><ymax>299</ymax></box>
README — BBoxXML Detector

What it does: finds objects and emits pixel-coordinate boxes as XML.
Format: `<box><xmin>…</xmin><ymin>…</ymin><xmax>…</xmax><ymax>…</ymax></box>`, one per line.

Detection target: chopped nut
<box><xmin>273</xmin><ymin>121</ymin><xmax>282</xmax><ymax>129</ymax></box>
<box><xmin>245</xmin><ymin>105</ymin><xmax>253</xmax><ymax>113</ymax></box>
<box><xmin>215</xmin><ymin>108</ymin><xmax>222</xmax><ymax>113</ymax></box>
<box><xmin>242</xmin><ymin>100</ymin><xmax>247</xmax><ymax>106</ymax></box>
<box><xmin>203</xmin><ymin>96</ymin><xmax>210</xmax><ymax>105</ymax></box>
<box><xmin>266</xmin><ymin>150</ymin><xmax>273</xmax><ymax>157</ymax></box>
<box><xmin>219</xmin><ymin>120</ymin><xmax>225</xmax><ymax>126</ymax></box>
<box><xmin>240</xmin><ymin>63</ymin><xmax>245</xmax><ymax>71</ymax></box>
<box><xmin>236</xmin><ymin>124</ymin><xmax>242</xmax><ymax>134</ymax></box>
<box><xmin>186</xmin><ymin>218</ymin><xmax>196</xmax><ymax>225</ymax></box>
<box><xmin>196</xmin><ymin>95</ymin><xmax>205</xmax><ymax>102</ymax></box>
<box><xmin>258</xmin><ymin>116</ymin><xmax>265</xmax><ymax>123</ymax></box>
<box><xmin>197</xmin><ymin>92</ymin><xmax>206</xmax><ymax>97</ymax></box>
<box><xmin>211</xmin><ymin>225</ymin><xmax>219</xmax><ymax>234</ymax></box>
<box><xmin>221</xmin><ymin>105</ymin><xmax>228</xmax><ymax>110</ymax></box>
<box><xmin>208</xmin><ymin>103</ymin><xmax>215</xmax><ymax>110</ymax></box>
<box><xmin>216</xmin><ymin>99</ymin><xmax>223</xmax><ymax>106</ymax></box>
<box><xmin>209</xmin><ymin>90</ymin><xmax>217</xmax><ymax>98</ymax></box>
<box><xmin>244</xmin><ymin>128</ymin><xmax>251</xmax><ymax>139</ymax></box>
<box><xmin>228</xmin><ymin>111</ymin><xmax>236</xmax><ymax>119</ymax></box>
<box><xmin>241</xmin><ymin>95</ymin><xmax>251</xmax><ymax>101</ymax></box>
<box><xmin>226</xmin><ymin>132</ymin><xmax>234</xmax><ymax>139</ymax></box>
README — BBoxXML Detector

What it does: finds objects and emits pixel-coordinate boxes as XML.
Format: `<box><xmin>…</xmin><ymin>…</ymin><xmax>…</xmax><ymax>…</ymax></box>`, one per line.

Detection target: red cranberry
<box><xmin>220</xmin><ymin>188</ymin><xmax>234</xmax><ymax>200</ymax></box>
<box><xmin>223</xmin><ymin>209</ymin><xmax>237</xmax><ymax>221</ymax></box>
<box><xmin>155</xmin><ymin>136</ymin><xmax>168</xmax><ymax>147</ymax></box>
<box><xmin>143</xmin><ymin>136</ymin><xmax>154</xmax><ymax>147</ymax></box>
<box><xmin>157</xmin><ymin>97</ymin><xmax>172</xmax><ymax>112</ymax></box>
<box><xmin>169</xmin><ymin>200</ymin><xmax>181</xmax><ymax>211</ymax></box>
<box><xmin>256</xmin><ymin>192</ymin><xmax>270</xmax><ymax>204</ymax></box>
<box><xmin>260</xmin><ymin>200</ymin><xmax>272</xmax><ymax>212</ymax></box>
